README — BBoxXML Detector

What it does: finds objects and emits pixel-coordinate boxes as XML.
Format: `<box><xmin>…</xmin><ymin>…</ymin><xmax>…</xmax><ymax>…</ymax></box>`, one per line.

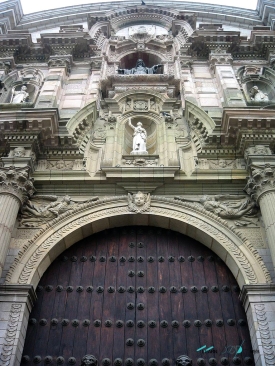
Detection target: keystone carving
<box><xmin>0</xmin><ymin>166</ymin><xmax>35</xmax><ymax>204</ymax></box>
<box><xmin>128</xmin><ymin>191</ymin><xmax>151</xmax><ymax>213</ymax></box>
<box><xmin>174</xmin><ymin>195</ymin><xmax>257</xmax><ymax>226</ymax></box>
<box><xmin>244</xmin><ymin>165</ymin><xmax>275</xmax><ymax>202</ymax></box>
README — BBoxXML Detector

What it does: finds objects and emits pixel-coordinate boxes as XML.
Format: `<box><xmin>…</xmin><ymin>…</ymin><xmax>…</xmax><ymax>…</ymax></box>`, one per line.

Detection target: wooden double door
<box><xmin>22</xmin><ymin>227</ymin><xmax>254</xmax><ymax>366</ymax></box>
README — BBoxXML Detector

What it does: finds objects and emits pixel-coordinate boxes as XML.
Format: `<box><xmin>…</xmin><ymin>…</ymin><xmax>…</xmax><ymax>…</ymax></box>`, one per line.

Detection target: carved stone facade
<box><xmin>0</xmin><ymin>0</ymin><xmax>275</xmax><ymax>365</ymax></box>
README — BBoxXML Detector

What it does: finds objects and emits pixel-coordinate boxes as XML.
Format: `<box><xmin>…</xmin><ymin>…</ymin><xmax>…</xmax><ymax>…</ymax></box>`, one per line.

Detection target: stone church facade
<box><xmin>0</xmin><ymin>0</ymin><xmax>275</xmax><ymax>365</ymax></box>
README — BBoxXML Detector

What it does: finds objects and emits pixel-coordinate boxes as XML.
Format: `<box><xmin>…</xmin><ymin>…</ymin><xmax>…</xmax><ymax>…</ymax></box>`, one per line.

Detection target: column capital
<box><xmin>244</xmin><ymin>164</ymin><xmax>275</xmax><ymax>202</ymax></box>
<box><xmin>0</xmin><ymin>166</ymin><xmax>36</xmax><ymax>205</ymax></box>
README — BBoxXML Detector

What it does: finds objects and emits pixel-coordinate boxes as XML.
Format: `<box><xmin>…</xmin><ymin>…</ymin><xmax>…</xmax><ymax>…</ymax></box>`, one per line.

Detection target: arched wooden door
<box><xmin>21</xmin><ymin>227</ymin><xmax>254</xmax><ymax>366</ymax></box>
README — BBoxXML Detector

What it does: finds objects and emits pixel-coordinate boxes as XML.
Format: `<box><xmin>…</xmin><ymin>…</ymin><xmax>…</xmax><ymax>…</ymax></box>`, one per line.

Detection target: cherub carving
<box><xmin>175</xmin><ymin>195</ymin><xmax>258</xmax><ymax>226</ymax></box>
<box><xmin>20</xmin><ymin>195</ymin><xmax>99</xmax><ymax>227</ymax></box>
<box><xmin>128</xmin><ymin>191</ymin><xmax>151</xmax><ymax>213</ymax></box>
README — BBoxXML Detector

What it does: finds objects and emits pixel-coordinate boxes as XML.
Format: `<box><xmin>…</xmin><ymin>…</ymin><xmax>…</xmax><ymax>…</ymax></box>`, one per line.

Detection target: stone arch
<box><xmin>6</xmin><ymin>196</ymin><xmax>271</xmax><ymax>288</ymax></box>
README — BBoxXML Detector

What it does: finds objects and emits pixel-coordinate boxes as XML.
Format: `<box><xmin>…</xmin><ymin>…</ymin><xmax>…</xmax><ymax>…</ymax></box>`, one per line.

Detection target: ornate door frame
<box><xmin>0</xmin><ymin>196</ymin><xmax>274</xmax><ymax>366</ymax></box>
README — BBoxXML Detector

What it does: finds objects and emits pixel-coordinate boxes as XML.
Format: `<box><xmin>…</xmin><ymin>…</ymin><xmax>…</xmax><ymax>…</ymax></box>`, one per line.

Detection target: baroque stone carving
<box><xmin>128</xmin><ymin>192</ymin><xmax>151</xmax><ymax>213</ymax></box>
<box><xmin>20</xmin><ymin>195</ymin><xmax>99</xmax><ymax>227</ymax></box>
<box><xmin>254</xmin><ymin>304</ymin><xmax>275</xmax><ymax>365</ymax></box>
<box><xmin>133</xmin><ymin>100</ymin><xmax>148</xmax><ymax>111</ymax></box>
<box><xmin>245</xmin><ymin>145</ymin><xmax>272</xmax><ymax>159</ymax></box>
<box><xmin>196</xmin><ymin>159</ymin><xmax>245</xmax><ymax>170</ymax></box>
<box><xmin>118</xmin><ymin>59</ymin><xmax>162</xmax><ymax>75</ymax></box>
<box><xmin>250</xmin><ymin>86</ymin><xmax>269</xmax><ymax>102</ymax></box>
<box><xmin>0</xmin><ymin>303</ymin><xmax>22</xmax><ymax>366</ymax></box>
<box><xmin>5</xmin><ymin>196</ymin><xmax>271</xmax><ymax>285</ymax></box>
<box><xmin>0</xmin><ymin>166</ymin><xmax>35</xmax><ymax>204</ymax></box>
<box><xmin>174</xmin><ymin>195</ymin><xmax>258</xmax><ymax>226</ymax></box>
<box><xmin>36</xmin><ymin>159</ymin><xmax>85</xmax><ymax>171</ymax></box>
<box><xmin>244</xmin><ymin>165</ymin><xmax>275</xmax><ymax>201</ymax></box>
<box><xmin>128</xmin><ymin>118</ymin><xmax>148</xmax><ymax>155</ymax></box>
<box><xmin>122</xmin><ymin>158</ymin><xmax>158</xmax><ymax>167</ymax></box>
<box><xmin>11</xmin><ymin>85</ymin><xmax>29</xmax><ymax>103</ymax></box>
<box><xmin>176</xmin><ymin>356</ymin><xmax>192</xmax><ymax>366</ymax></box>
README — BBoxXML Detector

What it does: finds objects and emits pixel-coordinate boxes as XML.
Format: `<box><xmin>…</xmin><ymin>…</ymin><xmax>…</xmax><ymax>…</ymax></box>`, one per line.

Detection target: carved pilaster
<box><xmin>0</xmin><ymin>166</ymin><xmax>35</xmax><ymax>205</ymax></box>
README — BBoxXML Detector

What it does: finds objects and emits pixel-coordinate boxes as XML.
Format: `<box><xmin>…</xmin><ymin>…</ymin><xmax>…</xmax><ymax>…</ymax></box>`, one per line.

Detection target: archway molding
<box><xmin>6</xmin><ymin>196</ymin><xmax>271</xmax><ymax>288</ymax></box>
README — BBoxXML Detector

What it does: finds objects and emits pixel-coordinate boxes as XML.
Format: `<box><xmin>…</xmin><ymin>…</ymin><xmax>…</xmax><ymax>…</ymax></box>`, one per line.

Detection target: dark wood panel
<box><xmin>21</xmin><ymin>226</ymin><xmax>254</xmax><ymax>366</ymax></box>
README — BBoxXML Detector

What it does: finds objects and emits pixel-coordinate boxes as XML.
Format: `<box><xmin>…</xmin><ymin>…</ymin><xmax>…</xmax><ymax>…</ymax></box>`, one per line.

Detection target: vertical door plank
<box><xmin>146</xmin><ymin>228</ymin><xmax>160</xmax><ymax>363</ymax></box>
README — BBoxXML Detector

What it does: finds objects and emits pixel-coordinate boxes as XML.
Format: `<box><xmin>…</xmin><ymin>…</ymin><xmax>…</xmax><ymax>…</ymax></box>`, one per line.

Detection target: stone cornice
<box><xmin>0</xmin><ymin>284</ymin><xmax>37</xmax><ymax>310</ymax></box>
<box><xmin>0</xmin><ymin>166</ymin><xmax>36</xmax><ymax>205</ymax></box>
<box><xmin>16</xmin><ymin>1</ymin><xmax>261</xmax><ymax>33</ymax></box>
<box><xmin>240</xmin><ymin>284</ymin><xmax>275</xmax><ymax>305</ymax></box>
<box><xmin>219</xmin><ymin>108</ymin><xmax>275</xmax><ymax>151</ymax></box>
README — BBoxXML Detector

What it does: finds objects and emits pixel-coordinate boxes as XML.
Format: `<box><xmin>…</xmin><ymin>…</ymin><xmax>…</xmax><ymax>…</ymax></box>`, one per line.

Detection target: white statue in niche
<box><xmin>11</xmin><ymin>85</ymin><xmax>29</xmax><ymax>103</ymax></box>
<box><xmin>128</xmin><ymin>118</ymin><xmax>148</xmax><ymax>155</ymax></box>
<box><xmin>250</xmin><ymin>86</ymin><xmax>269</xmax><ymax>102</ymax></box>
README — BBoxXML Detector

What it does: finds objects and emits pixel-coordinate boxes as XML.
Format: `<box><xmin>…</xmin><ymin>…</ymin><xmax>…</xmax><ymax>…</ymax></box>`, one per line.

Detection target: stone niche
<box><xmin>238</xmin><ymin>65</ymin><xmax>275</xmax><ymax>106</ymax></box>
<box><xmin>117</xmin><ymin>52</ymin><xmax>163</xmax><ymax>73</ymax></box>
<box><xmin>124</xmin><ymin>116</ymin><xmax>157</xmax><ymax>155</ymax></box>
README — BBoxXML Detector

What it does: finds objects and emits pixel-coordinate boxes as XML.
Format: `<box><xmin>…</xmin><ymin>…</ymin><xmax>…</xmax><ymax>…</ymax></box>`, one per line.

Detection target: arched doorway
<box><xmin>21</xmin><ymin>227</ymin><xmax>254</xmax><ymax>365</ymax></box>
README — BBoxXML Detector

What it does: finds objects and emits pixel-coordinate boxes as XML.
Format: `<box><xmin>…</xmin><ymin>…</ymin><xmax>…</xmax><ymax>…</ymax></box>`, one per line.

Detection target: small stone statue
<box><xmin>11</xmin><ymin>85</ymin><xmax>29</xmax><ymax>103</ymax></box>
<box><xmin>176</xmin><ymin>356</ymin><xmax>192</xmax><ymax>366</ymax></box>
<box><xmin>118</xmin><ymin>59</ymin><xmax>162</xmax><ymax>75</ymax></box>
<box><xmin>128</xmin><ymin>118</ymin><xmax>148</xmax><ymax>155</ymax></box>
<box><xmin>250</xmin><ymin>86</ymin><xmax>268</xmax><ymax>102</ymax></box>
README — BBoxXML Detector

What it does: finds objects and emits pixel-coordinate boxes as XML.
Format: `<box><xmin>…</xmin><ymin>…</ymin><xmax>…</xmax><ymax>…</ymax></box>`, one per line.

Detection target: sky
<box><xmin>1</xmin><ymin>0</ymin><xmax>258</xmax><ymax>14</ymax></box>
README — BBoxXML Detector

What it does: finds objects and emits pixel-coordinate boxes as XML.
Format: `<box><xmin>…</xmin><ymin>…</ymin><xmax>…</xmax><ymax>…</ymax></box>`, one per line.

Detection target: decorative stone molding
<box><xmin>0</xmin><ymin>166</ymin><xmax>35</xmax><ymax>205</ymax></box>
<box><xmin>0</xmin><ymin>303</ymin><xmax>22</xmax><ymax>366</ymax></box>
<box><xmin>244</xmin><ymin>145</ymin><xmax>272</xmax><ymax>161</ymax></box>
<box><xmin>196</xmin><ymin>158</ymin><xmax>245</xmax><ymax>170</ymax></box>
<box><xmin>244</xmin><ymin>164</ymin><xmax>275</xmax><ymax>202</ymax></box>
<box><xmin>209</xmin><ymin>48</ymin><xmax>233</xmax><ymax>69</ymax></box>
<box><xmin>48</xmin><ymin>55</ymin><xmax>73</xmax><ymax>74</ymax></box>
<box><xmin>5</xmin><ymin>196</ymin><xmax>271</xmax><ymax>287</ymax></box>
<box><xmin>36</xmin><ymin>159</ymin><xmax>85</xmax><ymax>171</ymax></box>
<box><xmin>66</xmin><ymin>100</ymin><xmax>97</xmax><ymax>151</ymax></box>
<box><xmin>254</xmin><ymin>303</ymin><xmax>275</xmax><ymax>366</ymax></box>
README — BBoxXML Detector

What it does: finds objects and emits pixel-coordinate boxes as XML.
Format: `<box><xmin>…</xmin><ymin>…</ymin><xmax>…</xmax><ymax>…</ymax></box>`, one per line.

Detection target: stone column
<box><xmin>0</xmin><ymin>284</ymin><xmax>36</xmax><ymax>366</ymax></box>
<box><xmin>240</xmin><ymin>285</ymin><xmax>275</xmax><ymax>366</ymax></box>
<box><xmin>0</xmin><ymin>167</ymin><xmax>35</xmax><ymax>277</ymax></box>
<box><xmin>245</xmin><ymin>162</ymin><xmax>275</xmax><ymax>271</ymax></box>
